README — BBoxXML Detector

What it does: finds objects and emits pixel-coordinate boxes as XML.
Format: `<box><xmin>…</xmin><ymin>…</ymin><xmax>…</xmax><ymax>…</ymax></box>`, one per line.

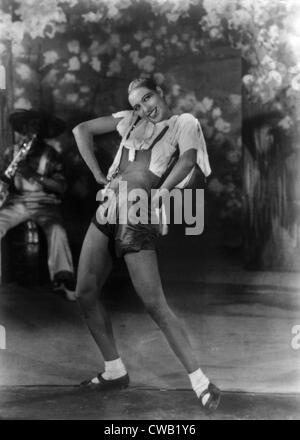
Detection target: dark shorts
<box><xmin>92</xmin><ymin>214</ymin><xmax>159</xmax><ymax>258</ymax></box>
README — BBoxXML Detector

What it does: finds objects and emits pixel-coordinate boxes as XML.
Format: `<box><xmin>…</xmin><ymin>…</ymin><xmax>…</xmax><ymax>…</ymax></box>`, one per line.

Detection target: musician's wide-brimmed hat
<box><xmin>9</xmin><ymin>109</ymin><xmax>66</xmax><ymax>138</ymax></box>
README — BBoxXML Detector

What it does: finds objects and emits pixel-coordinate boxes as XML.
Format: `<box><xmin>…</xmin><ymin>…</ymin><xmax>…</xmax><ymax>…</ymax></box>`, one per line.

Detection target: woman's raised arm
<box><xmin>72</xmin><ymin>115</ymin><xmax>121</xmax><ymax>185</ymax></box>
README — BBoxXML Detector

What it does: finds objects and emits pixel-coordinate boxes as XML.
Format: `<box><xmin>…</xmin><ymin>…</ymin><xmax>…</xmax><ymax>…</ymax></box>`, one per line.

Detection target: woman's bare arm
<box><xmin>72</xmin><ymin>115</ymin><xmax>120</xmax><ymax>184</ymax></box>
<box><xmin>160</xmin><ymin>149</ymin><xmax>197</xmax><ymax>191</ymax></box>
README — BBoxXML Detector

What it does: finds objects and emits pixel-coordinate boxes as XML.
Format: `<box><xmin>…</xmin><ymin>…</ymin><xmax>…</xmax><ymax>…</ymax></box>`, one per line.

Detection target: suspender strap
<box><xmin>114</xmin><ymin>122</ymin><xmax>170</xmax><ymax>175</ymax></box>
<box><xmin>148</xmin><ymin>125</ymin><xmax>169</xmax><ymax>150</ymax></box>
<box><xmin>124</xmin><ymin>118</ymin><xmax>169</xmax><ymax>149</ymax></box>
<box><xmin>125</xmin><ymin>116</ymin><xmax>141</xmax><ymax>141</ymax></box>
<box><xmin>115</xmin><ymin>116</ymin><xmax>141</xmax><ymax>169</ymax></box>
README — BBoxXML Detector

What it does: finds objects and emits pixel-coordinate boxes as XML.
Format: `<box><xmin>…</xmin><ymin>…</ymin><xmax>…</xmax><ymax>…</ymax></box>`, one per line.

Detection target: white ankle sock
<box><xmin>189</xmin><ymin>368</ymin><xmax>210</xmax><ymax>405</ymax></box>
<box><xmin>101</xmin><ymin>358</ymin><xmax>127</xmax><ymax>380</ymax></box>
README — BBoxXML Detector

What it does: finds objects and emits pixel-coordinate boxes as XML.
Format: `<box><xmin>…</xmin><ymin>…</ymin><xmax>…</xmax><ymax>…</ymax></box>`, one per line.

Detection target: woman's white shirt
<box><xmin>108</xmin><ymin>110</ymin><xmax>211</xmax><ymax>188</ymax></box>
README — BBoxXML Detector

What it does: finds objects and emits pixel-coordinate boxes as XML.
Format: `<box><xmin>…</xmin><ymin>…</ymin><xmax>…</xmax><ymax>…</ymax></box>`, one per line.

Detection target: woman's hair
<box><xmin>128</xmin><ymin>77</ymin><xmax>158</xmax><ymax>95</ymax></box>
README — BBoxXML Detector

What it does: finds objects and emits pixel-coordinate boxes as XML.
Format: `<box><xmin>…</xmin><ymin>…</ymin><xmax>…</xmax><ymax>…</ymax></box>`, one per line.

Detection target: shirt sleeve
<box><xmin>112</xmin><ymin>110</ymin><xmax>135</xmax><ymax>138</ymax></box>
<box><xmin>177</xmin><ymin>113</ymin><xmax>206</xmax><ymax>155</ymax></box>
<box><xmin>175</xmin><ymin>113</ymin><xmax>212</xmax><ymax>183</ymax></box>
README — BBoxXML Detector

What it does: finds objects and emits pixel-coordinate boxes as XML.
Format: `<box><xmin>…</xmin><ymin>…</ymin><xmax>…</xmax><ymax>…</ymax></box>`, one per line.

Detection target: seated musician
<box><xmin>0</xmin><ymin>109</ymin><xmax>76</xmax><ymax>300</ymax></box>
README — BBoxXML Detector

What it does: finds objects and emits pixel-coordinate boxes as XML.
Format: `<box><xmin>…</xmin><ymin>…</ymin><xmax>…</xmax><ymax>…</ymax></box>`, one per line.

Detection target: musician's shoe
<box><xmin>53</xmin><ymin>271</ymin><xmax>77</xmax><ymax>301</ymax></box>
<box><xmin>80</xmin><ymin>373</ymin><xmax>130</xmax><ymax>390</ymax></box>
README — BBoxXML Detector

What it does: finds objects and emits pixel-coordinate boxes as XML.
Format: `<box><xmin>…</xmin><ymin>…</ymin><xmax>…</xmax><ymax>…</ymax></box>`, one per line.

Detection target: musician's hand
<box><xmin>17</xmin><ymin>163</ymin><xmax>39</xmax><ymax>181</ymax></box>
<box><xmin>94</xmin><ymin>170</ymin><xmax>109</xmax><ymax>186</ymax></box>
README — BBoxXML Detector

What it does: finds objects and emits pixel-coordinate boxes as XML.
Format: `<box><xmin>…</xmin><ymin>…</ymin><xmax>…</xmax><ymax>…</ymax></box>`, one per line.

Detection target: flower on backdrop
<box><xmin>16</xmin><ymin>63</ymin><xmax>32</xmax><ymax>80</ymax></box>
<box><xmin>80</xmin><ymin>85</ymin><xmax>91</xmax><ymax>93</ymax></box>
<box><xmin>11</xmin><ymin>41</ymin><xmax>25</xmax><ymax>57</ymax></box>
<box><xmin>42</xmin><ymin>50</ymin><xmax>59</xmax><ymax>68</ymax></box>
<box><xmin>6</xmin><ymin>19</ymin><xmax>26</xmax><ymax>43</ymax></box>
<box><xmin>209</xmin><ymin>27</ymin><xmax>223</xmax><ymax>40</ymax></box>
<box><xmin>90</xmin><ymin>57</ymin><xmax>101</xmax><ymax>72</ymax></box>
<box><xmin>226</xmin><ymin>149</ymin><xmax>242</xmax><ymax>164</ymax></box>
<box><xmin>243</xmin><ymin>74</ymin><xmax>255</xmax><ymax>88</ymax></box>
<box><xmin>15</xmin><ymin>1</ymin><xmax>67</xmax><ymax>39</ymax></box>
<box><xmin>67</xmin><ymin>40</ymin><xmax>80</xmax><ymax>54</ymax></box>
<box><xmin>213</xmin><ymin>132</ymin><xmax>226</xmax><ymax>145</ymax></box>
<box><xmin>173</xmin><ymin>94</ymin><xmax>197</xmax><ymax>113</ymax></box>
<box><xmin>229</xmin><ymin>94</ymin><xmax>242</xmax><ymax>109</ymax></box>
<box><xmin>107</xmin><ymin>58</ymin><xmax>122</xmax><ymax>76</ymax></box>
<box><xmin>170</xmin><ymin>34</ymin><xmax>179</xmax><ymax>45</ymax></box>
<box><xmin>60</xmin><ymin>73</ymin><xmax>77</xmax><ymax>84</ymax></box>
<box><xmin>129</xmin><ymin>50</ymin><xmax>139</xmax><ymax>64</ymax></box>
<box><xmin>268</xmin><ymin>24</ymin><xmax>280</xmax><ymax>45</ymax></box>
<box><xmin>201</xmin><ymin>97</ymin><xmax>214</xmax><ymax>112</ymax></box>
<box><xmin>110</xmin><ymin>33</ymin><xmax>120</xmax><ymax>48</ymax></box>
<box><xmin>166</xmin><ymin>12</ymin><xmax>181</xmax><ymax>23</ymax></box>
<box><xmin>107</xmin><ymin>3</ymin><xmax>120</xmax><ymax>19</ymax></box>
<box><xmin>291</xmin><ymin>73</ymin><xmax>300</xmax><ymax>91</ymax></box>
<box><xmin>267</xmin><ymin>70</ymin><xmax>282</xmax><ymax>88</ymax></box>
<box><xmin>194</xmin><ymin>101</ymin><xmax>207</xmax><ymax>114</ymax></box>
<box><xmin>228</xmin><ymin>8</ymin><xmax>251</xmax><ymax>30</ymax></box>
<box><xmin>0</xmin><ymin>42</ymin><xmax>6</xmax><ymax>56</ymax></box>
<box><xmin>42</xmin><ymin>68</ymin><xmax>59</xmax><ymax>86</ymax></box>
<box><xmin>138</xmin><ymin>55</ymin><xmax>156</xmax><ymax>73</ymax></box>
<box><xmin>153</xmin><ymin>72</ymin><xmax>165</xmax><ymax>85</ymax></box>
<box><xmin>65</xmin><ymin>93</ymin><xmax>79</xmax><ymax>103</ymax></box>
<box><xmin>80</xmin><ymin>52</ymin><xmax>89</xmax><ymax>63</ymax></box>
<box><xmin>278</xmin><ymin>116</ymin><xmax>294</xmax><ymax>131</ymax></box>
<box><xmin>171</xmin><ymin>84</ymin><xmax>181</xmax><ymax>97</ymax></box>
<box><xmin>141</xmin><ymin>38</ymin><xmax>153</xmax><ymax>49</ymax></box>
<box><xmin>134</xmin><ymin>30</ymin><xmax>146</xmax><ymax>42</ymax></box>
<box><xmin>14</xmin><ymin>87</ymin><xmax>25</xmax><ymax>97</ymax></box>
<box><xmin>82</xmin><ymin>11</ymin><xmax>103</xmax><ymax>23</ymax></box>
<box><xmin>89</xmin><ymin>41</ymin><xmax>103</xmax><ymax>56</ymax></box>
<box><xmin>212</xmin><ymin>107</ymin><xmax>222</xmax><ymax>119</ymax></box>
<box><xmin>214</xmin><ymin>117</ymin><xmax>231</xmax><ymax>133</ymax></box>
<box><xmin>207</xmin><ymin>177</ymin><xmax>225</xmax><ymax>196</ymax></box>
<box><xmin>201</xmin><ymin>10</ymin><xmax>222</xmax><ymax>31</ymax></box>
<box><xmin>14</xmin><ymin>97</ymin><xmax>32</xmax><ymax>109</ymax></box>
<box><xmin>202</xmin><ymin>0</ymin><xmax>227</xmax><ymax>15</ymax></box>
<box><xmin>261</xmin><ymin>54</ymin><xmax>276</xmax><ymax>70</ymax></box>
<box><xmin>288</xmin><ymin>63</ymin><xmax>300</xmax><ymax>76</ymax></box>
<box><xmin>68</xmin><ymin>56</ymin><xmax>81</xmax><ymax>71</ymax></box>
<box><xmin>122</xmin><ymin>44</ymin><xmax>131</xmax><ymax>52</ymax></box>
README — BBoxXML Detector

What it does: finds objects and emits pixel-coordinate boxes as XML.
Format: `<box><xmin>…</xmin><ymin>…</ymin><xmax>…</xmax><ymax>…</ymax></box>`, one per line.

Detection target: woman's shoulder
<box><xmin>175</xmin><ymin>113</ymin><xmax>198</xmax><ymax>125</ymax></box>
<box><xmin>170</xmin><ymin>113</ymin><xmax>199</xmax><ymax>135</ymax></box>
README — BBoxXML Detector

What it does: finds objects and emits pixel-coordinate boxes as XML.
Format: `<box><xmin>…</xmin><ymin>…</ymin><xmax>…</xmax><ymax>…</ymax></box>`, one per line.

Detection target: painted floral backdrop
<box><xmin>1</xmin><ymin>0</ymin><xmax>300</xmax><ymax>256</ymax></box>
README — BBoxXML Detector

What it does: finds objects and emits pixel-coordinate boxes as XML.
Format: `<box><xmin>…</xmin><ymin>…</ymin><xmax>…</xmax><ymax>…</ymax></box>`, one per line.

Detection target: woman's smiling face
<box><xmin>128</xmin><ymin>86</ymin><xmax>170</xmax><ymax>124</ymax></box>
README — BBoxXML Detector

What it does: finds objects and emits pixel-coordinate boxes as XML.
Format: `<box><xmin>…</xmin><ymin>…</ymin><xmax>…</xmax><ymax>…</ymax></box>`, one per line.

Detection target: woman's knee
<box><xmin>76</xmin><ymin>276</ymin><xmax>98</xmax><ymax>307</ymax></box>
<box><xmin>143</xmin><ymin>295</ymin><xmax>172</xmax><ymax>324</ymax></box>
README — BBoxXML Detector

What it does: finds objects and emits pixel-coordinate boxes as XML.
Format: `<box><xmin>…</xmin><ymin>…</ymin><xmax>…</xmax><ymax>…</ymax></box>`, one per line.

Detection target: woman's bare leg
<box><xmin>76</xmin><ymin>223</ymin><xmax>119</xmax><ymax>361</ymax></box>
<box><xmin>124</xmin><ymin>249</ymin><xmax>199</xmax><ymax>373</ymax></box>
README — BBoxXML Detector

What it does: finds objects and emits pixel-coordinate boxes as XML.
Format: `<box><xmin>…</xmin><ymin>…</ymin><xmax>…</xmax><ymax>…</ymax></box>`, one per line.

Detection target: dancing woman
<box><xmin>73</xmin><ymin>78</ymin><xmax>221</xmax><ymax>411</ymax></box>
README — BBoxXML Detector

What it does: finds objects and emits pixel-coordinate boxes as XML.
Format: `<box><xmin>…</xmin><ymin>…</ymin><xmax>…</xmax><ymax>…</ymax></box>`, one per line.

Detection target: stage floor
<box><xmin>0</xmin><ymin>277</ymin><xmax>300</xmax><ymax>419</ymax></box>
<box><xmin>1</xmin><ymin>387</ymin><xmax>299</xmax><ymax>420</ymax></box>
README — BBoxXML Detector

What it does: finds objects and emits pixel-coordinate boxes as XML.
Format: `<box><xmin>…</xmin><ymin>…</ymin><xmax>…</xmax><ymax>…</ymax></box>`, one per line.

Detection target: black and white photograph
<box><xmin>0</xmin><ymin>0</ymin><xmax>299</xmax><ymax>422</ymax></box>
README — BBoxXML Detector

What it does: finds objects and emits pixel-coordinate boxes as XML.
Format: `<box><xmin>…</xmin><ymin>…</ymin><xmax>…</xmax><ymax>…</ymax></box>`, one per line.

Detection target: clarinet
<box><xmin>0</xmin><ymin>134</ymin><xmax>37</xmax><ymax>208</ymax></box>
